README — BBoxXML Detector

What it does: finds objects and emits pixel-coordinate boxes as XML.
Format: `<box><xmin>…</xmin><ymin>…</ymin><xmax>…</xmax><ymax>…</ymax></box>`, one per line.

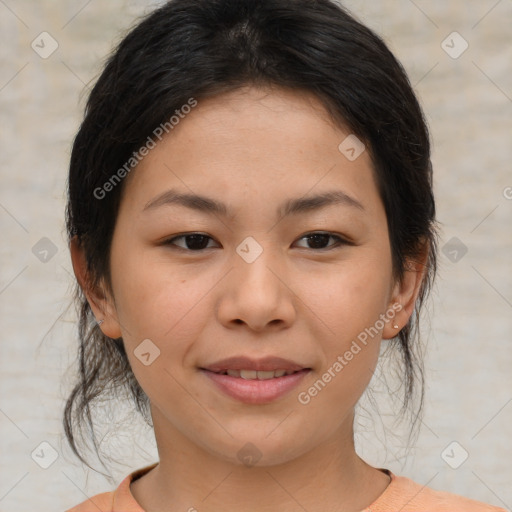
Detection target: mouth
<box><xmin>200</xmin><ymin>355</ymin><xmax>308</xmax><ymax>374</ymax></box>
<box><xmin>199</xmin><ymin>367</ymin><xmax>312</xmax><ymax>405</ymax></box>
<box><xmin>199</xmin><ymin>356</ymin><xmax>311</xmax><ymax>404</ymax></box>
<box><xmin>203</xmin><ymin>368</ymin><xmax>305</xmax><ymax>379</ymax></box>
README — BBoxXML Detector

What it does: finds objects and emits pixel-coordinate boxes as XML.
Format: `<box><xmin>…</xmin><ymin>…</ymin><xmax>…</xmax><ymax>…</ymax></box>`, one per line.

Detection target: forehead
<box><xmin>119</xmin><ymin>86</ymin><xmax>379</xmax><ymax>218</ymax></box>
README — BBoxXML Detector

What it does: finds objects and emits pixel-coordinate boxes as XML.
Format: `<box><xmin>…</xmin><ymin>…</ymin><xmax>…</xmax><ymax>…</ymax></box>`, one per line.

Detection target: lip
<box><xmin>201</xmin><ymin>355</ymin><xmax>307</xmax><ymax>373</ymax></box>
<box><xmin>200</xmin><ymin>368</ymin><xmax>311</xmax><ymax>405</ymax></box>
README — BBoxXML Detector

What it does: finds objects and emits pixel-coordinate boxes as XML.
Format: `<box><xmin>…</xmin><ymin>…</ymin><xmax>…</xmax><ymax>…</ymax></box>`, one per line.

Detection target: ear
<box><xmin>382</xmin><ymin>240</ymin><xmax>430</xmax><ymax>340</ymax></box>
<box><xmin>69</xmin><ymin>235</ymin><xmax>122</xmax><ymax>339</ymax></box>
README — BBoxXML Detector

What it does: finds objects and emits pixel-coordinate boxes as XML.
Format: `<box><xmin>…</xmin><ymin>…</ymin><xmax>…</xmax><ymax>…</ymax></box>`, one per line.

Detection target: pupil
<box><xmin>186</xmin><ymin>234</ymin><xmax>209</xmax><ymax>250</ymax></box>
<box><xmin>308</xmin><ymin>234</ymin><xmax>329</xmax><ymax>249</ymax></box>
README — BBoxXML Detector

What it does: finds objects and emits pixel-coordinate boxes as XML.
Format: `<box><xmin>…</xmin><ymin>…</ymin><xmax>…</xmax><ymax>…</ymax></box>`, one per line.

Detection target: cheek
<box><xmin>109</xmin><ymin>242</ymin><xmax>211</xmax><ymax>344</ymax></box>
<box><xmin>296</xmin><ymin>268</ymin><xmax>388</xmax><ymax>415</ymax></box>
<box><xmin>300</xmin><ymin>256</ymin><xmax>392</xmax><ymax>339</ymax></box>
<box><xmin>109</xmin><ymin>257</ymin><xmax>213</xmax><ymax>403</ymax></box>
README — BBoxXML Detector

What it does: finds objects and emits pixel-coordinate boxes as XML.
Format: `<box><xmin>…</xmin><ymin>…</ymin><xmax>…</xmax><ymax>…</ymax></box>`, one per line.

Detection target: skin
<box><xmin>71</xmin><ymin>85</ymin><xmax>428</xmax><ymax>512</ymax></box>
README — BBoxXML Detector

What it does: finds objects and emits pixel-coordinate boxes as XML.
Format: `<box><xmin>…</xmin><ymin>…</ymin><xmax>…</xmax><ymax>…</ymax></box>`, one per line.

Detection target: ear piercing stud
<box><xmin>97</xmin><ymin>319</ymin><xmax>104</xmax><ymax>326</ymax></box>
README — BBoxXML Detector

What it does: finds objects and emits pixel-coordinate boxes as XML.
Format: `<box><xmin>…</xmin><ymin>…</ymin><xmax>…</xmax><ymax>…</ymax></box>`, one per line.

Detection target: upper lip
<box><xmin>201</xmin><ymin>356</ymin><xmax>308</xmax><ymax>373</ymax></box>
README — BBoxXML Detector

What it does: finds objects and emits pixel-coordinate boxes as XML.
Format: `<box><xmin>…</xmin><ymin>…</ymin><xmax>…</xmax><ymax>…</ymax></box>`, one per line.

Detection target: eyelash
<box><xmin>160</xmin><ymin>231</ymin><xmax>352</xmax><ymax>252</ymax></box>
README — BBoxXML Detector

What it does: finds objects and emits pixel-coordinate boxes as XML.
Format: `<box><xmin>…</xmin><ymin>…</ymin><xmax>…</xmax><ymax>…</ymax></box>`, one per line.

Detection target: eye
<box><xmin>294</xmin><ymin>232</ymin><xmax>350</xmax><ymax>250</ymax></box>
<box><xmin>161</xmin><ymin>233</ymin><xmax>219</xmax><ymax>251</ymax></box>
<box><xmin>161</xmin><ymin>231</ymin><xmax>351</xmax><ymax>252</ymax></box>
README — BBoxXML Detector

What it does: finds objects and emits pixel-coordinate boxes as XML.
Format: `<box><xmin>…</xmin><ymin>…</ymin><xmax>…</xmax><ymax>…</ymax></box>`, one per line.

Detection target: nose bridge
<box><xmin>233</xmin><ymin>234</ymin><xmax>282</xmax><ymax>292</ymax></box>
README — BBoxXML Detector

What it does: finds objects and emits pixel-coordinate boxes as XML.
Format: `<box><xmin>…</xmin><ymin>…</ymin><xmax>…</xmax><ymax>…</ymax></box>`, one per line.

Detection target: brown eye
<box><xmin>162</xmin><ymin>233</ymin><xmax>218</xmax><ymax>251</ymax></box>
<box><xmin>161</xmin><ymin>231</ymin><xmax>350</xmax><ymax>252</ymax></box>
<box><xmin>294</xmin><ymin>232</ymin><xmax>349</xmax><ymax>250</ymax></box>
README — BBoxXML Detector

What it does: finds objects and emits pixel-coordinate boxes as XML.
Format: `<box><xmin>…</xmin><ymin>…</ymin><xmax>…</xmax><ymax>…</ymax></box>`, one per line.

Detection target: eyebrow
<box><xmin>142</xmin><ymin>188</ymin><xmax>365</xmax><ymax>219</ymax></box>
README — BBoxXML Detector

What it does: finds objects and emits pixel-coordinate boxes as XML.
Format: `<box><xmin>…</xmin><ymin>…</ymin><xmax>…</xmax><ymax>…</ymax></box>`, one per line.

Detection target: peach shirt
<box><xmin>65</xmin><ymin>462</ymin><xmax>507</xmax><ymax>512</ymax></box>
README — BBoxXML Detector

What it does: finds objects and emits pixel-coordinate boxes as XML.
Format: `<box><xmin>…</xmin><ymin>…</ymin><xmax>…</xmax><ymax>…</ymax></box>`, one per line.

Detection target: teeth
<box><xmin>256</xmin><ymin>371</ymin><xmax>276</xmax><ymax>380</ymax></box>
<box><xmin>240</xmin><ymin>370</ymin><xmax>258</xmax><ymax>379</ymax></box>
<box><xmin>221</xmin><ymin>369</ymin><xmax>297</xmax><ymax>379</ymax></box>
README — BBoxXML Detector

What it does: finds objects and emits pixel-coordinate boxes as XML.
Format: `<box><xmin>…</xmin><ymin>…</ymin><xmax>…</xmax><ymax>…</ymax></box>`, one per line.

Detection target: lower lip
<box><xmin>200</xmin><ymin>369</ymin><xmax>311</xmax><ymax>405</ymax></box>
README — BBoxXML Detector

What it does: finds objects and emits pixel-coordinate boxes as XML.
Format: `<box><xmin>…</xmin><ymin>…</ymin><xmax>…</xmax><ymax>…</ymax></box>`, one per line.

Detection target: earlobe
<box><xmin>381</xmin><ymin>300</ymin><xmax>403</xmax><ymax>340</ymax></box>
<box><xmin>69</xmin><ymin>236</ymin><xmax>122</xmax><ymax>339</ymax></box>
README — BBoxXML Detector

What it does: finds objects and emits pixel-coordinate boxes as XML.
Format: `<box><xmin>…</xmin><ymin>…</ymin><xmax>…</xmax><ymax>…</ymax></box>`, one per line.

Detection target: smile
<box><xmin>210</xmin><ymin>369</ymin><xmax>300</xmax><ymax>379</ymax></box>
<box><xmin>200</xmin><ymin>368</ymin><xmax>311</xmax><ymax>404</ymax></box>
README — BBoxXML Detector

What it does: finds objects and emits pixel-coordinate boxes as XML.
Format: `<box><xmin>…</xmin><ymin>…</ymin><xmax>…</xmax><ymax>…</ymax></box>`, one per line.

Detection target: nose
<box><xmin>216</xmin><ymin>242</ymin><xmax>296</xmax><ymax>332</ymax></box>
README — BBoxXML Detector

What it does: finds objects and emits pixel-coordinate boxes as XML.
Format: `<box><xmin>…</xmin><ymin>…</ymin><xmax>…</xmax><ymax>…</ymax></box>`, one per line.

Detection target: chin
<box><xmin>201</xmin><ymin>428</ymin><xmax>316</xmax><ymax>468</ymax></box>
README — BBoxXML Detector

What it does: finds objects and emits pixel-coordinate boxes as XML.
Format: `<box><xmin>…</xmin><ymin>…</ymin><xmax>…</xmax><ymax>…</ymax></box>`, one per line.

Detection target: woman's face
<box><xmin>92</xmin><ymin>86</ymin><xmax>415</xmax><ymax>466</ymax></box>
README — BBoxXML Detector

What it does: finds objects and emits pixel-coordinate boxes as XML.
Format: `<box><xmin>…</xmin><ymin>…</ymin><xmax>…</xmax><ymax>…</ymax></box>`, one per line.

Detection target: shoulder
<box><xmin>64</xmin><ymin>462</ymin><xmax>158</xmax><ymax>512</ymax></box>
<box><xmin>370</xmin><ymin>473</ymin><xmax>507</xmax><ymax>512</ymax></box>
<box><xmin>64</xmin><ymin>490</ymin><xmax>115</xmax><ymax>512</ymax></box>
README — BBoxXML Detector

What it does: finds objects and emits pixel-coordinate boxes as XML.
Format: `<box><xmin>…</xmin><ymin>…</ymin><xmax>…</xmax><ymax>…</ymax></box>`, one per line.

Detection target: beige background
<box><xmin>0</xmin><ymin>1</ymin><xmax>511</xmax><ymax>511</ymax></box>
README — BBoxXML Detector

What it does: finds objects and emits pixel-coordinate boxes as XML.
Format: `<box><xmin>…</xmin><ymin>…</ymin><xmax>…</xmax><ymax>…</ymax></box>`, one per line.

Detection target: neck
<box><xmin>130</xmin><ymin>406</ymin><xmax>391</xmax><ymax>512</ymax></box>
